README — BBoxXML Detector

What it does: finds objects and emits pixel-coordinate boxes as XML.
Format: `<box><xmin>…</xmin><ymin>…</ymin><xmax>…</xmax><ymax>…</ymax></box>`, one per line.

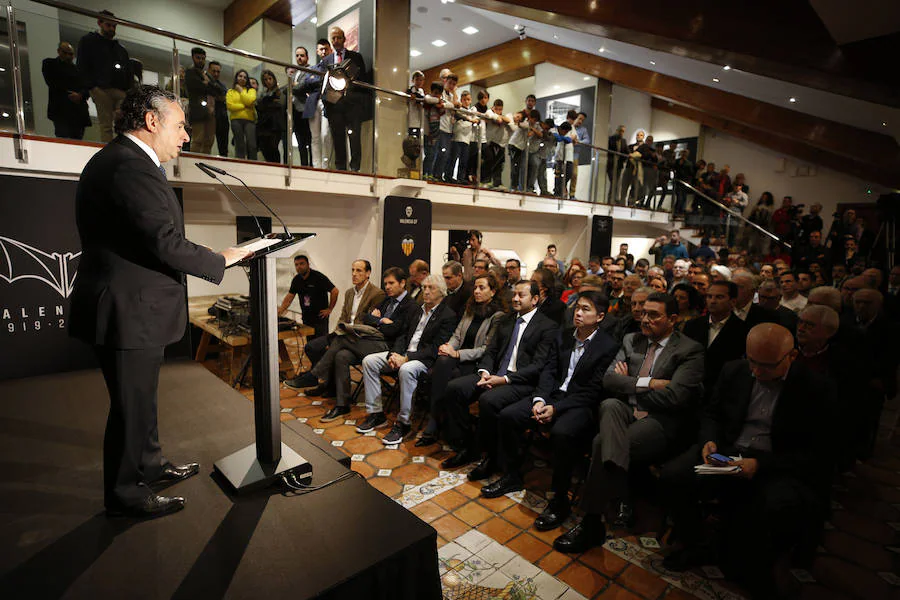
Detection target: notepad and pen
<box><xmin>694</xmin><ymin>453</ymin><xmax>743</xmax><ymax>475</ymax></box>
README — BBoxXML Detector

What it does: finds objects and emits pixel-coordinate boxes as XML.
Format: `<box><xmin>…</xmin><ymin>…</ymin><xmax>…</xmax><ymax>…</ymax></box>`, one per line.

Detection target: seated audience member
<box><xmin>756</xmin><ymin>280</ymin><xmax>799</xmax><ymax>334</ymax></box>
<box><xmin>472</xmin><ymin>258</ymin><xmax>490</xmax><ymax>280</ymax></box>
<box><xmin>441</xmin><ymin>260</ymin><xmax>473</xmax><ymax>317</ymax></box>
<box><xmin>565</xmin><ymin>274</ymin><xmax>620</xmax><ymax>340</ymax></box>
<box><xmin>758</xmin><ymin>264</ymin><xmax>775</xmax><ymax>281</ymax></box>
<box><xmin>483</xmin><ymin>292</ymin><xmax>619</xmax><ymax>528</ymax></box>
<box><xmin>615</xmin><ymin>287</ymin><xmax>652</xmax><ymax>342</ymax></box>
<box><xmin>531</xmin><ymin>268</ymin><xmax>567</xmax><ymax>325</ymax></box>
<box><xmin>778</xmin><ymin>271</ymin><xmax>808</xmax><ymax>313</ymax></box>
<box><xmin>683</xmin><ymin>281</ymin><xmax>749</xmax><ymax>398</ymax></box>
<box><xmin>419</xmin><ymin>272</ymin><xmax>507</xmax><ymax>446</ymax></box>
<box><xmin>709</xmin><ymin>265</ymin><xmax>732</xmax><ymax>283</ymax></box>
<box><xmin>561</xmin><ymin>267</ymin><xmax>585</xmax><ymax>306</ymax></box>
<box><xmin>671</xmin><ymin>259</ymin><xmax>691</xmax><ymax>288</ymax></box>
<box><xmin>690</xmin><ymin>272</ymin><xmax>710</xmax><ymax>298</ymax></box>
<box><xmin>554</xmin><ymin>293</ymin><xmax>705</xmax><ymax>553</ymax></box>
<box><xmin>408</xmin><ymin>259</ymin><xmax>430</xmax><ymax>305</ymax></box>
<box><xmin>634</xmin><ymin>258</ymin><xmax>650</xmax><ymax>283</ymax></box>
<box><xmin>623</xmin><ymin>274</ymin><xmax>642</xmax><ymax>300</ymax></box>
<box><xmin>660</xmin><ymin>324</ymin><xmax>836</xmax><ymax>598</ymax></box>
<box><xmin>731</xmin><ymin>271</ymin><xmax>776</xmax><ymax>327</ymax></box>
<box><xmin>796</xmin><ymin>269</ymin><xmax>813</xmax><ymax>297</ymax></box>
<box><xmin>303</xmin><ymin>267</ymin><xmax>415</xmax><ymax>419</ymax></box>
<box><xmin>286</xmin><ymin>259</ymin><xmax>385</xmax><ymax>388</ymax></box>
<box><xmin>358</xmin><ymin>274</ymin><xmax>457</xmax><ymax>443</ymax></box>
<box><xmin>440</xmin><ymin>280</ymin><xmax>558</xmax><ymax>469</ymax></box>
<box><xmin>671</xmin><ymin>283</ymin><xmax>703</xmax><ymax>330</ymax></box>
<box><xmin>542</xmin><ymin>256</ymin><xmax>565</xmax><ymax>288</ymax></box>
<box><xmin>807</xmin><ymin>285</ymin><xmax>842</xmax><ymax>314</ymax></box>
<box><xmin>648</xmin><ymin>274</ymin><xmax>667</xmax><ymax>293</ymax></box>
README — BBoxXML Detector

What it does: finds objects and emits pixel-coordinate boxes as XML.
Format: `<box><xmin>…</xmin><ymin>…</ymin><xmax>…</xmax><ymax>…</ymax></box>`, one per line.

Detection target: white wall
<box><xmin>650</xmin><ymin>108</ymin><xmax>700</xmax><ymax>141</ymax></box>
<box><xmin>487</xmin><ymin>76</ymin><xmax>535</xmax><ymax>111</ymax></box>
<box><xmin>700</xmin><ymin>129</ymin><xmax>879</xmax><ymax>221</ymax></box>
<box><xmin>609</xmin><ymin>84</ymin><xmax>652</xmax><ymax>143</ymax></box>
<box><xmin>533</xmin><ymin>63</ymin><xmax>597</xmax><ymax>98</ymax></box>
<box><xmin>611</xmin><ymin>236</ymin><xmax>655</xmax><ymax>264</ymax></box>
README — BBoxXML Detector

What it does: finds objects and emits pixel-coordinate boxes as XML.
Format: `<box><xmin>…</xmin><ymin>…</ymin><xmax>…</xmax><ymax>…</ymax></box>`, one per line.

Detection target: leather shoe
<box><xmin>415</xmin><ymin>434</ymin><xmax>437</xmax><ymax>447</ymax></box>
<box><xmin>534</xmin><ymin>499</ymin><xmax>571</xmax><ymax>531</ymax></box>
<box><xmin>467</xmin><ymin>456</ymin><xmax>497</xmax><ymax>481</ymax></box>
<box><xmin>106</xmin><ymin>494</ymin><xmax>185</xmax><ymax>519</ymax></box>
<box><xmin>612</xmin><ymin>501</ymin><xmax>635</xmax><ymax>530</ymax></box>
<box><xmin>480</xmin><ymin>473</ymin><xmax>524</xmax><ymax>498</ymax></box>
<box><xmin>553</xmin><ymin>516</ymin><xmax>606</xmax><ymax>554</ymax></box>
<box><xmin>441</xmin><ymin>449</ymin><xmax>477</xmax><ymax>469</ymax></box>
<box><xmin>305</xmin><ymin>383</ymin><xmax>334</xmax><ymax>398</ymax></box>
<box><xmin>148</xmin><ymin>462</ymin><xmax>199</xmax><ymax>488</ymax></box>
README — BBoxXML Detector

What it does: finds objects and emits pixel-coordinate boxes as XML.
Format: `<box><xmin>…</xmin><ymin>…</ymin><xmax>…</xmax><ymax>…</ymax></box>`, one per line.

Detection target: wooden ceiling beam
<box><xmin>224</xmin><ymin>0</ymin><xmax>288</xmax><ymax>46</ymax></box>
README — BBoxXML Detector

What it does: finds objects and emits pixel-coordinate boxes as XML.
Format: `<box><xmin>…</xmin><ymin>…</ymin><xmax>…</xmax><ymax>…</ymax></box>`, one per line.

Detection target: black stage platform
<box><xmin>0</xmin><ymin>362</ymin><xmax>441</xmax><ymax>599</ymax></box>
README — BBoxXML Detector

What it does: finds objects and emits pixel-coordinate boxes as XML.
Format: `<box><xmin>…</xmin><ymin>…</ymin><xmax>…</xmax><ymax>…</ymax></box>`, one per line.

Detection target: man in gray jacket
<box><xmin>554</xmin><ymin>292</ymin><xmax>704</xmax><ymax>553</ymax></box>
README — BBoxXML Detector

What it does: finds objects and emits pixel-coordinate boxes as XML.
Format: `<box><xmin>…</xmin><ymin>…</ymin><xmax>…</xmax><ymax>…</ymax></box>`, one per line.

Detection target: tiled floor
<box><xmin>212</xmin><ymin>340</ymin><xmax>900</xmax><ymax>599</ymax></box>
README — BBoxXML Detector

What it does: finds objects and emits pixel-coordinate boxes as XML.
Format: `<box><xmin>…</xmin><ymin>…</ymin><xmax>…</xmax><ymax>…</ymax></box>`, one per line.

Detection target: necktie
<box><xmin>496</xmin><ymin>317</ymin><xmax>525</xmax><ymax>376</ymax></box>
<box><xmin>383</xmin><ymin>298</ymin><xmax>398</xmax><ymax>319</ymax></box>
<box><xmin>158</xmin><ymin>165</ymin><xmax>167</xmax><ymax>178</ymax></box>
<box><xmin>638</xmin><ymin>342</ymin><xmax>659</xmax><ymax>377</ymax></box>
<box><xmin>335</xmin><ymin>50</ymin><xmax>342</xmax><ymax>64</ymax></box>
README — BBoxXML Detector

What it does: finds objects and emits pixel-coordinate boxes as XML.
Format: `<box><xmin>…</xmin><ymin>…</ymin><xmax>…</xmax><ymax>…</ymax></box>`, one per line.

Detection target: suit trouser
<box><xmin>508</xmin><ymin>146</ymin><xmax>524</xmax><ymax>191</ymax></box>
<box><xmin>569</xmin><ymin>158</ymin><xmax>579</xmax><ymax>196</ymax></box>
<box><xmin>293</xmin><ymin>113</ymin><xmax>312</xmax><ymax>166</ymax></box>
<box><xmin>580</xmin><ymin>398</ymin><xmax>668</xmax><ymax>514</ymax></box>
<box><xmin>481</xmin><ymin>142</ymin><xmax>505</xmax><ymax>186</ymax></box>
<box><xmin>215</xmin><ymin>112</ymin><xmax>230</xmax><ymax>156</ymax></box>
<box><xmin>312</xmin><ymin>336</ymin><xmax>389</xmax><ymax>406</ymax></box>
<box><xmin>309</xmin><ymin>100</ymin><xmax>333</xmax><ymax>169</ymax></box>
<box><xmin>443</xmin><ymin>373</ymin><xmax>529</xmax><ymax>452</ymax></box>
<box><xmin>620</xmin><ymin>168</ymin><xmax>639</xmax><ymax>206</ymax></box>
<box><xmin>95</xmin><ymin>345</ymin><xmax>167</xmax><ymax>508</ymax></box>
<box><xmin>498</xmin><ymin>399</ymin><xmax>594</xmax><ymax>496</ymax></box>
<box><xmin>362</xmin><ymin>352</ymin><xmax>428</xmax><ymax>423</ymax></box>
<box><xmin>90</xmin><ymin>87</ymin><xmax>127</xmax><ymax>143</ymax></box>
<box><xmin>428</xmin><ymin>356</ymin><xmax>478</xmax><ymax>434</ymax></box>
<box><xmin>327</xmin><ymin>106</ymin><xmax>362</xmax><ymax>171</ymax></box>
<box><xmin>190</xmin><ymin>118</ymin><xmax>215</xmax><ymax>155</ymax></box>
<box><xmin>53</xmin><ymin>119</ymin><xmax>85</xmax><ymax>140</ymax></box>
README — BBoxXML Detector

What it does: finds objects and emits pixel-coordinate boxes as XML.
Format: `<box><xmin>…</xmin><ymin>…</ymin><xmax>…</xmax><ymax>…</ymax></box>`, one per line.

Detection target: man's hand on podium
<box><xmin>222</xmin><ymin>246</ymin><xmax>254</xmax><ymax>266</ymax></box>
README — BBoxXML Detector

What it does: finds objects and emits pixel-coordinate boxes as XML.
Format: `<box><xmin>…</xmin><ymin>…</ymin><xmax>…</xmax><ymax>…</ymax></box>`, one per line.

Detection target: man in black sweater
<box><xmin>42</xmin><ymin>42</ymin><xmax>91</xmax><ymax>140</ymax></box>
<box><xmin>77</xmin><ymin>10</ymin><xmax>133</xmax><ymax>142</ymax></box>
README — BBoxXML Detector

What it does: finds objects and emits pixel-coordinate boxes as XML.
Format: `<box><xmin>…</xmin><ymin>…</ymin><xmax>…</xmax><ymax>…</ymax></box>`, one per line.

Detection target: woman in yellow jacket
<box><xmin>226</xmin><ymin>69</ymin><xmax>257</xmax><ymax>159</ymax></box>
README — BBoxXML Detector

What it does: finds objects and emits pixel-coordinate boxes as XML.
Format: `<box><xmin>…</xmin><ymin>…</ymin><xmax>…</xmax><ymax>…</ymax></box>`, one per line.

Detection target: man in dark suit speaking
<box><xmin>320</xmin><ymin>26</ymin><xmax>367</xmax><ymax>172</ymax></box>
<box><xmin>69</xmin><ymin>85</ymin><xmax>251</xmax><ymax>519</ymax></box>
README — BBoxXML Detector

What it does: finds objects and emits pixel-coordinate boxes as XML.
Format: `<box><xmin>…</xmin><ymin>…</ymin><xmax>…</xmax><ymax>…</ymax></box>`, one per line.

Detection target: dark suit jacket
<box><xmin>701</xmin><ymin>360</ymin><xmax>836</xmax><ymax>494</ymax></box>
<box><xmin>41</xmin><ymin>57</ymin><xmax>90</xmax><ymax>126</ymax></box>
<box><xmin>532</xmin><ymin>328</ymin><xmax>620</xmax><ymax>414</ymax></box>
<box><xmin>741</xmin><ymin>304</ymin><xmax>779</xmax><ymax>329</ymax></box>
<box><xmin>603</xmin><ymin>330</ymin><xmax>705</xmax><ymax>439</ymax></box>
<box><xmin>840</xmin><ymin>312</ymin><xmax>900</xmax><ymax>397</ymax></box>
<box><xmin>683</xmin><ymin>315</ymin><xmax>749</xmax><ymax>396</ymax></box>
<box><xmin>360</xmin><ymin>293</ymin><xmax>417</xmax><ymax>346</ymax></box>
<box><xmin>539</xmin><ymin>296</ymin><xmax>566</xmax><ymax>326</ymax></box>
<box><xmin>69</xmin><ymin>136</ymin><xmax>225</xmax><ymax>349</ymax></box>
<box><xmin>294</xmin><ymin>61</ymin><xmax>325</xmax><ymax>118</ymax></box>
<box><xmin>775</xmin><ymin>305</ymin><xmax>799</xmax><ymax>335</ymax></box>
<box><xmin>478</xmin><ymin>310</ymin><xmax>559</xmax><ymax>387</ymax></box>
<box><xmin>320</xmin><ymin>48</ymin><xmax>367</xmax><ymax>115</ymax></box>
<box><xmin>444</xmin><ymin>280</ymin><xmax>473</xmax><ymax>318</ymax></box>
<box><xmin>391</xmin><ymin>302</ymin><xmax>456</xmax><ymax>368</ymax></box>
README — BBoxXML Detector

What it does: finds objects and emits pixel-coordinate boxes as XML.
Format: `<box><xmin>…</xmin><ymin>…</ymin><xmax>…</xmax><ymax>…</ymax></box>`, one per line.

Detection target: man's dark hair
<box><xmin>577</xmin><ymin>111</ymin><xmax>588</xmax><ymax>119</ymax></box>
<box><xmin>294</xmin><ymin>254</ymin><xmax>309</xmax><ymax>262</ymax></box>
<box><xmin>515</xmin><ymin>279</ymin><xmax>540</xmax><ymax>298</ymax></box>
<box><xmin>443</xmin><ymin>260</ymin><xmax>463</xmax><ymax>276</ymax></box>
<box><xmin>356</xmin><ymin>259</ymin><xmax>372</xmax><ymax>272</ymax></box>
<box><xmin>114</xmin><ymin>85</ymin><xmax>177</xmax><ymax>135</ymax></box>
<box><xmin>547</xmin><ymin>244</ymin><xmax>556</xmax><ymax>250</ymax></box>
<box><xmin>709</xmin><ymin>280</ymin><xmax>738</xmax><ymax>299</ymax></box>
<box><xmin>191</xmin><ymin>47</ymin><xmax>206</xmax><ymax>56</ymax></box>
<box><xmin>528</xmin><ymin>109</ymin><xmax>540</xmax><ymax>120</ymax></box>
<box><xmin>430</xmin><ymin>81</ymin><xmax>443</xmax><ymax>94</ymax></box>
<box><xmin>525</xmin><ymin>94</ymin><xmax>536</xmax><ymax>101</ymax></box>
<box><xmin>383</xmin><ymin>266</ymin><xmax>407</xmax><ymax>284</ymax></box>
<box><xmin>316</xmin><ymin>38</ymin><xmax>330</xmax><ymax>46</ymax></box>
<box><xmin>700</xmin><ymin>237</ymin><xmax>710</xmax><ymax>246</ymax></box>
<box><xmin>446</xmin><ymin>73</ymin><xmax>459</xmax><ymax>82</ymax></box>
<box><xmin>474</xmin><ymin>258</ymin><xmax>489</xmax><ymax>269</ymax></box>
<box><xmin>493</xmin><ymin>99</ymin><xmax>504</xmax><ymax>107</ymax></box>
<box><xmin>295</xmin><ymin>45</ymin><xmax>308</xmax><ymax>53</ymax></box>
<box><xmin>575</xmin><ymin>290</ymin><xmax>610</xmax><ymax>314</ymax></box>
<box><xmin>467</xmin><ymin>229</ymin><xmax>483</xmax><ymax>242</ymax></box>
<box><xmin>543</xmin><ymin>118</ymin><xmax>555</xmax><ymax>127</ymax></box>
<box><xmin>208</xmin><ymin>60</ymin><xmax>221</xmax><ymax>68</ymax></box>
<box><xmin>99</xmin><ymin>9</ymin><xmax>115</xmax><ymax>17</ymax></box>
<box><xmin>780</xmin><ymin>271</ymin><xmax>797</xmax><ymax>282</ymax></box>
<box><xmin>506</xmin><ymin>258</ymin><xmax>520</xmax><ymax>268</ymax></box>
<box><xmin>636</xmin><ymin>258</ymin><xmax>650</xmax><ymax>268</ymax></box>
<box><xmin>646</xmin><ymin>292</ymin><xmax>679</xmax><ymax>315</ymax></box>
<box><xmin>477</xmin><ymin>90</ymin><xmax>489</xmax><ymax>101</ymax></box>
<box><xmin>558</xmin><ymin>122</ymin><xmax>572</xmax><ymax>133</ymax></box>
<box><xmin>532</xmin><ymin>268</ymin><xmax>556</xmax><ymax>296</ymax></box>
<box><xmin>589</xmin><ymin>255</ymin><xmax>601</xmax><ymax>263</ymax></box>
<box><xmin>566</xmin><ymin>109</ymin><xmax>578</xmax><ymax>121</ymax></box>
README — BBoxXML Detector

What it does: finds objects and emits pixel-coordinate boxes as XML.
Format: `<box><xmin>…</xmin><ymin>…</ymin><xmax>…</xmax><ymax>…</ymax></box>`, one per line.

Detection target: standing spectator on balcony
<box><xmin>289</xmin><ymin>46</ymin><xmax>314</xmax><ymax>167</ymax></box>
<box><xmin>183</xmin><ymin>48</ymin><xmax>216</xmax><ymax>155</ymax></box>
<box><xmin>620</xmin><ymin>130</ymin><xmax>645</xmax><ymax>206</ymax></box>
<box><xmin>553</xmin><ymin>121</ymin><xmax>575</xmax><ymax>198</ymax></box>
<box><xmin>770</xmin><ymin>196</ymin><xmax>793</xmax><ymax>241</ymax></box>
<box><xmin>570</xmin><ymin>111</ymin><xmax>590</xmax><ymax>199</ymax></box>
<box><xmin>468</xmin><ymin>90</ymin><xmax>490</xmax><ymax>183</ymax></box>
<box><xmin>429</xmin><ymin>73</ymin><xmax>460</xmax><ymax>181</ymax></box>
<box><xmin>226</xmin><ymin>69</ymin><xmax>257</xmax><ymax>160</ymax></box>
<box><xmin>521</xmin><ymin>94</ymin><xmax>537</xmax><ymax>115</ymax></box>
<box><xmin>672</xmin><ymin>149</ymin><xmax>694</xmax><ymax>216</ymax></box>
<box><xmin>481</xmin><ymin>99</ymin><xmax>512</xmax><ymax>189</ymax></box>
<box><xmin>507</xmin><ymin>112</ymin><xmax>529</xmax><ymax>191</ymax></box>
<box><xmin>77</xmin><ymin>10</ymin><xmax>133</xmax><ymax>143</ymax></box>
<box><xmin>422</xmin><ymin>81</ymin><xmax>445</xmax><ymax>179</ymax></box>
<box><xmin>206</xmin><ymin>61</ymin><xmax>229</xmax><ymax>157</ymax></box>
<box><xmin>649</xmin><ymin>230</ymin><xmax>689</xmax><ymax>264</ymax></box>
<box><xmin>607</xmin><ymin>125</ymin><xmax>627</xmax><ymax>203</ymax></box>
<box><xmin>747</xmin><ymin>191</ymin><xmax>775</xmax><ymax>255</ymax></box>
<box><xmin>301</xmin><ymin>38</ymin><xmax>333</xmax><ymax>169</ymax></box>
<box><xmin>445</xmin><ymin>90</ymin><xmax>479</xmax><ymax>183</ymax></box>
<box><xmin>639</xmin><ymin>136</ymin><xmax>660</xmax><ymax>208</ymax></box>
<box><xmin>42</xmin><ymin>42</ymin><xmax>91</xmax><ymax>140</ymax></box>
<box><xmin>256</xmin><ymin>70</ymin><xmax>285</xmax><ymax>164</ymax></box>
<box><xmin>321</xmin><ymin>26</ymin><xmax>366</xmax><ymax>172</ymax></box>
<box><xmin>799</xmin><ymin>203</ymin><xmax>824</xmax><ymax>245</ymax></box>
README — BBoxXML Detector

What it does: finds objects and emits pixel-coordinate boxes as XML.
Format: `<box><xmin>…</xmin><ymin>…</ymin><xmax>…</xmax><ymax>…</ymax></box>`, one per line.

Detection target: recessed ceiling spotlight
<box><xmin>491</xmin><ymin>61</ymin><xmax>499</xmax><ymax>69</ymax></box>
<box><xmin>883</xmin><ymin>121</ymin><xmax>888</xmax><ymax>127</ymax></box>
<box><xmin>649</xmin><ymin>60</ymin><xmax>656</xmax><ymax>65</ymax></box>
<box><xmin>409</xmin><ymin>49</ymin><xmax>422</xmax><ymax>57</ymax></box>
<box><xmin>462</xmin><ymin>26</ymin><xmax>478</xmax><ymax>35</ymax></box>
<box><xmin>466</xmin><ymin>69</ymin><xmax>474</xmax><ymax>76</ymax></box>
<box><xmin>392</xmin><ymin>67</ymin><xmax>397</xmax><ymax>73</ymax></box>
<box><xmin>598</xmin><ymin>47</ymin><xmax>605</xmax><ymax>53</ymax></box>
<box><xmin>712</xmin><ymin>77</ymin><xmax>720</xmax><ymax>83</ymax></box>
<box><xmin>723</xmin><ymin>65</ymin><xmax>731</xmax><ymax>70</ymax></box>
<box><xmin>789</xmin><ymin>97</ymin><xmax>797</xmax><ymax>103</ymax></box>
<box><xmin>553</xmin><ymin>34</ymin><xmax>558</xmax><ymax>39</ymax></box>
<box><xmin>309</xmin><ymin>16</ymin><xmax>317</xmax><ymax>24</ymax></box>
<box><xmin>554</xmin><ymin>85</ymin><xmax>560</xmax><ymax>89</ymax></box>
<box><xmin>431</xmin><ymin>39</ymin><xmax>447</xmax><ymax>47</ymax></box>
<box><xmin>583</xmin><ymin>76</ymin><xmax>590</xmax><ymax>80</ymax></box>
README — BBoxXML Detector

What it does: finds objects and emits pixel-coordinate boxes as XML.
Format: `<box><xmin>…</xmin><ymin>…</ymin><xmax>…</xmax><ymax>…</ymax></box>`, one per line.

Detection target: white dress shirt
<box><xmin>533</xmin><ymin>328</ymin><xmax>598</xmax><ymax>404</ymax></box>
<box><xmin>406</xmin><ymin>304</ymin><xmax>436</xmax><ymax>353</ymax></box>
<box><xmin>349</xmin><ymin>284</ymin><xmax>367</xmax><ymax>322</ymax></box>
<box><xmin>124</xmin><ymin>133</ymin><xmax>161</xmax><ymax>167</ymax></box>
<box><xmin>708</xmin><ymin>314</ymin><xmax>730</xmax><ymax>346</ymax></box>
<box><xmin>479</xmin><ymin>307</ymin><xmax>537</xmax><ymax>379</ymax></box>
<box><xmin>635</xmin><ymin>333</ymin><xmax>672</xmax><ymax>390</ymax></box>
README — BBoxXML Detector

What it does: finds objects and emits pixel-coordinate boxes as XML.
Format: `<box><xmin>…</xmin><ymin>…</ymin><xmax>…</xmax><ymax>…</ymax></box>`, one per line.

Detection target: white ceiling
<box><xmin>409</xmin><ymin>0</ymin><xmax>898</xmax><ymax>139</ymax></box>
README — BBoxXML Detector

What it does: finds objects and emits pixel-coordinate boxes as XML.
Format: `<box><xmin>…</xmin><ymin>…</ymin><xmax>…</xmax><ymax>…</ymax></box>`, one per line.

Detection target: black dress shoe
<box><xmin>148</xmin><ymin>462</ymin><xmax>199</xmax><ymax>487</ymax></box>
<box><xmin>320</xmin><ymin>406</ymin><xmax>350</xmax><ymax>422</ymax></box>
<box><xmin>467</xmin><ymin>456</ymin><xmax>497</xmax><ymax>481</ymax></box>
<box><xmin>441</xmin><ymin>449</ymin><xmax>477</xmax><ymax>469</ymax></box>
<box><xmin>284</xmin><ymin>372</ymin><xmax>319</xmax><ymax>390</ymax></box>
<box><xmin>481</xmin><ymin>473</ymin><xmax>524</xmax><ymax>498</ymax></box>
<box><xmin>305</xmin><ymin>383</ymin><xmax>334</xmax><ymax>398</ymax></box>
<box><xmin>106</xmin><ymin>495</ymin><xmax>186</xmax><ymax>519</ymax></box>
<box><xmin>415</xmin><ymin>434</ymin><xmax>437</xmax><ymax>447</ymax></box>
<box><xmin>534</xmin><ymin>499</ymin><xmax>571</xmax><ymax>531</ymax></box>
<box><xmin>553</xmin><ymin>516</ymin><xmax>607</xmax><ymax>554</ymax></box>
<box><xmin>612</xmin><ymin>501</ymin><xmax>635</xmax><ymax>530</ymax></box>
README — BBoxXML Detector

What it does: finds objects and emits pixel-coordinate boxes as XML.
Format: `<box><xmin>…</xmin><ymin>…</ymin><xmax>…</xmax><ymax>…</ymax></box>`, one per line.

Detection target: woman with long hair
<box><xmin>255</xmin><ymin>69</ymin><xmax>286</xmax><ymax>163</ymax></box>
<box><xmin>671</xmin><ymin>282</ymin><xmax>703</xmax><ymax>329</ymax></box>
<box><xmin>417</xmin><ymin>272</ymin><xmax>507</xmax><ymax>447</ymax></box>
<box><xmin>747</xmin><ymin>191</ymin><xmax>775</xmax><ymax>256</ymax></box>
<box><xmin>226</xmin><ymin>69</ymin><xmax>257</xmax><ymax>159</ymax></box>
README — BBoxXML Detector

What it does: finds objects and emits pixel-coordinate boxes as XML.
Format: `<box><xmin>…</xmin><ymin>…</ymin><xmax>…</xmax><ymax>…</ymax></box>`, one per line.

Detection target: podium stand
<box><xmin>214</xmin><ymin>233</ymin><xmax>315</xmax><ymax>493</ymax></box>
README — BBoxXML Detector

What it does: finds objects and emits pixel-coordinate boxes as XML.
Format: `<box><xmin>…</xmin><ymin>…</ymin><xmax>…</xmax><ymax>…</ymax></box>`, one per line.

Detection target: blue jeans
<box><xmin>362</xmin><ymin>352</ymin><xmax>428</xmax><ymax>424</ymax></box>
<box><xmin>445</xmin><ymin>141</ymin><xmax>470</xmax><ymax>183</ymax></box>
<box><xmin>429</xmin><ymin>131</ymin><xmax>453</xmax><ymax>179</ymax></box>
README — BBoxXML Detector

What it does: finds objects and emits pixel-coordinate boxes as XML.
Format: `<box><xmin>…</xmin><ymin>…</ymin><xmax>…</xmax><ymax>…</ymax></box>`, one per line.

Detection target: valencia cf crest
<box><xmin>401</xmin><ymin>235</ymin><xmax>415</xmax><ymax>256</ymax></box>
<box><xmin>405</xmin><ymin>205</ymin><xmax>413</xmax><ymax>218</ymax></box>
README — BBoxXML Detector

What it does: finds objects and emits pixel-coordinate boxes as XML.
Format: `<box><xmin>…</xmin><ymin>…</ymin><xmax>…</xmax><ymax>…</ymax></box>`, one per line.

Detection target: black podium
<box><xmin>214</xmin><ymin>233</ymin><xmax>316</xmax><ymax>493</ymax></box>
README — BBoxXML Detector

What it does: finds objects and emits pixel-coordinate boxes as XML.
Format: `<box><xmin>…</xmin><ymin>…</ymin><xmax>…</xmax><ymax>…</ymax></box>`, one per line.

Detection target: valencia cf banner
<box><xmin>382</xmin><ymin>196</ymin><xmax>432</xmax><ymax>273</ymax></box>
<box><xmin>589</xmin><ymin>215</ymin><xmax>614</xmax><ymax>259</ymax></box>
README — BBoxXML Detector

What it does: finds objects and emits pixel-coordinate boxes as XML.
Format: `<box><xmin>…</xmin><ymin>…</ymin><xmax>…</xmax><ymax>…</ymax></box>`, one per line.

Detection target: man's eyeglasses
<box><xmin>747</xmin><ymin>348</ymin><xmax>792</xmax><ymax>371</ymax></box>
<box><xmin>641</xmin><ymin>311</ymin><xmax>667</xmax><ymax>322</ymax></box>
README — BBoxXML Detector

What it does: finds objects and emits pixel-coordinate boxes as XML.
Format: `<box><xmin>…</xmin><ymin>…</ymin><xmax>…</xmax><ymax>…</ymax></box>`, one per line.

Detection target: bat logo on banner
<box><xmin>401</xmin><ymin>235</ymin><xmax>415</xmax><ymax>257</ymax></box>
<box><xmin>0</xmin><ymin>236</ymin><xmax>81</xmax><ymax>299</ymax></box>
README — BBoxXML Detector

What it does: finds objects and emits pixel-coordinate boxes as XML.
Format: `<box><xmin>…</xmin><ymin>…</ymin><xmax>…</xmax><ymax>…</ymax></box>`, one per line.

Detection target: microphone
<box><xmin>195</xmin><ymin>163</ymin><xmax>266</xmax><ymax>239</ymax></box>
<box><xmin>197</xmin><ymin>162</ymin><xmax>291</xmax><ymax>239</ymax></box>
